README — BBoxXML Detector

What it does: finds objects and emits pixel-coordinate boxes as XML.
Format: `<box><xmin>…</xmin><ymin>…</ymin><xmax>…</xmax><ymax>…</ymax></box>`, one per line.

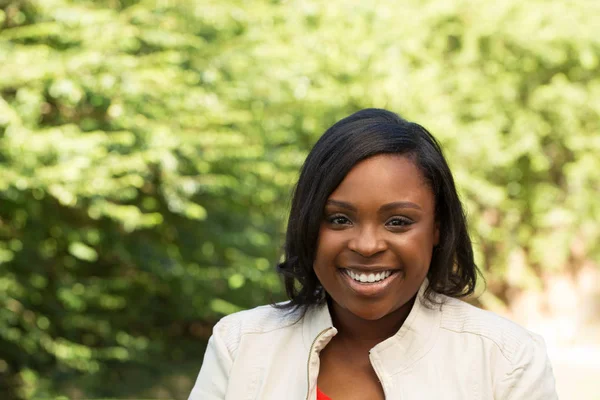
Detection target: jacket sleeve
<box><xmin>188</xmin><ymin>319</ymin><xmax>235</xmax><ymax>400</ymax></box>
<box><xmin>495</xmin><ymin>333</ymin><xmax>558</xmax><ymax>399</ymax></box>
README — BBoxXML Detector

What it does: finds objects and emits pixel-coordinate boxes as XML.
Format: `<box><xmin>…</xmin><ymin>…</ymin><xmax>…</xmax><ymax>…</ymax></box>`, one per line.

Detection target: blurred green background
<box><xmin>0</xmin><ymin>0</ymin><xmax>599</xmax><ymax>398</ymax></box>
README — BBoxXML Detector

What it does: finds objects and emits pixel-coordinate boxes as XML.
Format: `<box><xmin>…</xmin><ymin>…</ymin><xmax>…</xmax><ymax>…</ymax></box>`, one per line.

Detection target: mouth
<box><xmin>337</xmin><ymin>267</ymin><xmax>402</xmax><ymax>297</ymax></box>
<box><xmin>342</xmin><ymin>268</ymin><xmax>399</xmax><ymax>284</ymax></box>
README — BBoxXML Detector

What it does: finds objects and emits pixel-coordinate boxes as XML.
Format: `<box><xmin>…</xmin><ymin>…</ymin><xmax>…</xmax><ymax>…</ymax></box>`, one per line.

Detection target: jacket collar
<box><xmin>301</xmin><ymin>278</ymin><xmax>442</xmax><ymax>375</ymax></box>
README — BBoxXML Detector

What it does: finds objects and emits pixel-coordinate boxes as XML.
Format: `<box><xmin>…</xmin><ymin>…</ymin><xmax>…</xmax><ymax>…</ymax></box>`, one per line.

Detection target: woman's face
<box><xmin>314</xmin><ymin>154</ymin><xmax>439</xmax><ymax>321</ymax></box>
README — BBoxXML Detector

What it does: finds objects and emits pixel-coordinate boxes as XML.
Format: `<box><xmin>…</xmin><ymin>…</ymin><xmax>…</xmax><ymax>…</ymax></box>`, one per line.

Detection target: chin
<box><xmin>347</xmin><ymin>304</ymin><xmax>397</xmax><ymax>321</ymax></box>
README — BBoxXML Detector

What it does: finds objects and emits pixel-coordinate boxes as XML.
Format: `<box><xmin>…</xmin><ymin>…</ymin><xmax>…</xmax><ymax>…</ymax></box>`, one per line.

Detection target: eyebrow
<box><xmin>325</xmin><ymin>200</ymin><xmax>422</xmax><ymax>212</ymax></box>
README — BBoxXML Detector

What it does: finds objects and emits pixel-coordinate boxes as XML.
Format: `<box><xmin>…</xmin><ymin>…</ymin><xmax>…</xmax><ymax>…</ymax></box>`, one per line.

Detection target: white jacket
<box><xmin>190</xmin><ymin>284</ymin><xmax>557</xmax><ymax>399</ymax></box>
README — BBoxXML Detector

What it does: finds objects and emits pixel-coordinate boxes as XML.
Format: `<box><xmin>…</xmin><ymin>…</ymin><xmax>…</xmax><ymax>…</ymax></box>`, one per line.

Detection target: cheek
<box><xmin>392</xmin><ymin>230</ymin><xmax>436</xmax><ymax>269</ymax></box>
<box><xmin>314</xmin><ymin>229</ymin><xmax>344</xmax><ymax>269</ymax></box>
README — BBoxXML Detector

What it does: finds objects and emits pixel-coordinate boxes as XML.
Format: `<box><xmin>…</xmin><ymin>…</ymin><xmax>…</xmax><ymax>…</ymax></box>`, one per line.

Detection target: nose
<box><xmin>347</xmin><ymin>226</ymin><xmax>387</xmax><ymax>257</ymax></box>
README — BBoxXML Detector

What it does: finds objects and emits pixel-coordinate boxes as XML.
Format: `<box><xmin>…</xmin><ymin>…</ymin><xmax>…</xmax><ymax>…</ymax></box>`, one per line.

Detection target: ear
<box><xmin>433</xmin><ymin>222</ymin><xmax>440</xmax><ymax>246</ymax></box>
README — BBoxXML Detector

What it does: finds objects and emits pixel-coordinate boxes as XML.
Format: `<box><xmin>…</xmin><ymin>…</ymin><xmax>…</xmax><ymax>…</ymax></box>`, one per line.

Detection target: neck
<box><xmin>329</xmin><ymin>297</ymin><xmax>416</xmax><ymax>346</ymax></box>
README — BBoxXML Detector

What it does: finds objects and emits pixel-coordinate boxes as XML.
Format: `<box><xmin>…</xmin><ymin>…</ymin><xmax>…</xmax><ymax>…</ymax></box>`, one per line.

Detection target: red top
<box><xmin>317</xmin><ymin>387</ymin><xmax>332</xmax><ymax>400</ymax></box>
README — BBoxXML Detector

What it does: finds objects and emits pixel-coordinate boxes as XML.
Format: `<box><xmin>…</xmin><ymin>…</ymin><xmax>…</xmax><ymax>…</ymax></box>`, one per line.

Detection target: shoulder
<box><xmin>434</xmin><ymin>296</ymin><xmax>557</xmax><ymax>398</ymax></box>
<box><xmin>211</xmin><ymin>303</ymin><xmax>303</xmax><ymax>355</ymax></box>
<box><xmin>438</xmin><ymin>295</ymin><xmax>546</xmax><ymax>364</ymax></box>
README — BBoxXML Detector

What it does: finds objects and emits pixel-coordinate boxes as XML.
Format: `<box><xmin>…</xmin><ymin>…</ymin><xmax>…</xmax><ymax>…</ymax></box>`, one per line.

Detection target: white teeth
<box><xmin>345</xmin><ymin>269</ymin><xmax>393</xmax><ymax>283</ymax></box>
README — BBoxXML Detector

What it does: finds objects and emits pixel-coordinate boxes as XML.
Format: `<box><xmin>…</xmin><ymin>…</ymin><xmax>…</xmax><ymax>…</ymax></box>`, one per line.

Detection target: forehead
<box><xmin>327</xmin><ymin>154</ymin><xmax>434</xmax><ymax>210</ymax></box>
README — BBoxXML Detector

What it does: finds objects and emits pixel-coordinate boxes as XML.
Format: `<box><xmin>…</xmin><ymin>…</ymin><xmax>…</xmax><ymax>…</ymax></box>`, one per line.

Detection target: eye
<box><xmin>327</xmin><ymin>214</ymin><xmax>352</xmax><ymax>226</ymax></box>
<box><xmin>385</xmin><ymin>216</ymin><xmax>413</xmax><ymax>229</ymax></box>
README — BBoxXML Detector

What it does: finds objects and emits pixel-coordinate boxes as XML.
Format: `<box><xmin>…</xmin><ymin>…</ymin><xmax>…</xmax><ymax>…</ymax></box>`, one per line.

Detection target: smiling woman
<box><xmin>189</xmin><ymin>109</ymin><xmax>558</xmax><ymax>400</ymax></box>
<box><xmin>314</xmin><ymin>155</ymin><xmax>439</xmax><ymax>324</ymax></box>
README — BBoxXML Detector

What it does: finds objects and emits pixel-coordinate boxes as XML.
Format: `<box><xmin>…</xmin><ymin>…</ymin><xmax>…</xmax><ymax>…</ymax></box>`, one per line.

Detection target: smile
<box><xmin>338</xmin><ymin>267</ymin><xmax>401</xmax><ymax>297</ymax></box>
<box><xmin>343</xmin><ymin>269</ymin><xmax>397</xmax><ymax>284</ymax></box>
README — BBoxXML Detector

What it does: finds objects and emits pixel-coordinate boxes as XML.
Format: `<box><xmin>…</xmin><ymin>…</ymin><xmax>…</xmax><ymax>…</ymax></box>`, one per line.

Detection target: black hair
<box><xmin>276</xmin><ymin>108</ymin><xmax>479</xmax><ymax>310</ymax></box>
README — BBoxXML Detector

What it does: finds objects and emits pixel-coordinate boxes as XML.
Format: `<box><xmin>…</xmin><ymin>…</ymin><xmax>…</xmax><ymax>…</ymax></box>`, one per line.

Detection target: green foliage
<box><xmin>0</xmin><ymin>0</ymin><xmax>598</xmax><ymax>397</ymax></box>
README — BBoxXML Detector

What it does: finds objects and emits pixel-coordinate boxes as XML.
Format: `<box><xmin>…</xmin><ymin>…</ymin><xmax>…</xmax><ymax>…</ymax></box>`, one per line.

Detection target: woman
<box><xmin>190</xmin><ymin>109</ymin><xmax>557</xmax><ymax>399</ymax></box>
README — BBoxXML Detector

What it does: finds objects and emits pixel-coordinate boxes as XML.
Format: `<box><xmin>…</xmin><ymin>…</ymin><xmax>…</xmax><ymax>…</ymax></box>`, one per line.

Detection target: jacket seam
<box><xmin>387</xmin><ymin>327</ymin><xmax>440</xmax><ymax>378</ymax></box>
<box><xmin>223</xmin><ymin>309</ymin><xmax>303</xmax><ymax>333</ymax></box>
<box><xmin>387</xmin><ymin>344</ymin><xmax>437</xmax><ymax>378</ymax></box>
<box><xmin>439</xmin><ymin>326</ymin><xmax>523</xmax><ymax>364</ymax></box>
<box><xmin>228</xmin><ymin>318</ymin><xmax>305</xmax><ymax>346</ymax></box>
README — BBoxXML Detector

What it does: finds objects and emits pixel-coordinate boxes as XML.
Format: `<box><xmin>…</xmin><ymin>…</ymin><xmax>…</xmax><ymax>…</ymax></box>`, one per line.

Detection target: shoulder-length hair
<box><xmin>277</xmin><ymin>108</ymin><xmax>479</xmax><ymax>310</ymax></box>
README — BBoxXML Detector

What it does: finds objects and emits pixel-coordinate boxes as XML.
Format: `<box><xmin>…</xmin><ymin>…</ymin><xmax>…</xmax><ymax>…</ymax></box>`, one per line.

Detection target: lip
<box><xmin>338</xmin><ymin>267</ymin><xmax>402</xmax><ymax>297</ymax></box>
<box><xmin>344</xmin><ymin>266</ymin><xmax>397</xmax><ymax>273</ymax></box>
